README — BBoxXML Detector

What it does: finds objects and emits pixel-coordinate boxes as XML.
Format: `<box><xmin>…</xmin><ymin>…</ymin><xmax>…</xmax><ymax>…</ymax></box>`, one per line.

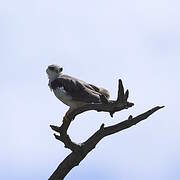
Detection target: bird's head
<box><xmin>46</xmin><ymin>64</ymin><xmax>63</xmax><ymax>80</ymax></box>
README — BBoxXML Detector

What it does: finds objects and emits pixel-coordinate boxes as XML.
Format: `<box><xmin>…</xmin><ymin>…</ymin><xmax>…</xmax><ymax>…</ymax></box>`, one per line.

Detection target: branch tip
<box><xmin>124</xmin><ymin>89</ymin><xmax>129</xmax><ymax>101</ymax></box>
<box><xmin>109</xmin><ymin>112</ymin><xmax>114</xmax><ymax>118</ymax></box>
<box><xmin>127</xmin><ymin>102</ymin><xmax>134</xmax><ymax>107</ymax></box>
<box><xmin>53</xmin><ymin>133</ymin><xmax>61</xmax><ymax>140</ymax></box>
<box><xmin>50</xmin><ymin>125</ymin><xmax>61</xmax><ymax>133</ymax></box>
<box><xmin>128</xmin><ymin>115</ymin><xmax>133</xmax><ymax>120</ymax></box>
<box><xmin>117</xmin><ymin>79</ymin><xmax>124</xmax><ymax>102</ymax></box>
<box><xmin>100</xmin><ymin>123</ymin><xmax>105</xmax><ymax>130</ymax></box>
<box><xmin>152</xmin><ymin>106</ymin><xmax>165</xmax><ymax>112</ymax></box>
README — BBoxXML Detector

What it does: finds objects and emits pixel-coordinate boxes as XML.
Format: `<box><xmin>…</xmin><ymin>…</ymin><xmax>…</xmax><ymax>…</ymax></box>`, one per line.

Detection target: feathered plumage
<box><xmin>46</xmin><ymin>64</ymin><xmax>109</xmax><ymax>109</ymax></box>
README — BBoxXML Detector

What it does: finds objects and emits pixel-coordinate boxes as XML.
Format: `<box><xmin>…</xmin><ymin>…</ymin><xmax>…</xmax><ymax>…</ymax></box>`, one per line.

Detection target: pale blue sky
<box><xmin>1</xmin><ymin>0</ymin><xmax>180</xmax><ymax>179</ymax></box>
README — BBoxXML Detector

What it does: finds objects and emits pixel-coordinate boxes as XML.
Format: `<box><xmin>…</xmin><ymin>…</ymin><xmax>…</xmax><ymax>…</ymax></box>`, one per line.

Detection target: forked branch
<box><xmin>49</xmin><ymin>79</ymin><xmax>164</xmax><ymax>180</ymax></box>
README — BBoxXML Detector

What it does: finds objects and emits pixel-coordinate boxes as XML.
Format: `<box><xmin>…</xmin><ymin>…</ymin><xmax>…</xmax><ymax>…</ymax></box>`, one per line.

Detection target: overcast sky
<box><xmin>1</xmin><ymin>0</ymin><xmax>180</xmax><ymax>179</ymax></box>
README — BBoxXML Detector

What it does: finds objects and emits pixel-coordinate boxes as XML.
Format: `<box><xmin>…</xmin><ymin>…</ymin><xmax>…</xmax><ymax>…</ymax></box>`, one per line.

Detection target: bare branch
<box><xmin>50</xmin><ymin>79</ymin><xmax>134</xmax><ymax>151</ymax></box>
<box><xmin>48</xmin><ymin>79</ymin><xmax>164</xmax><ymax>179</ymax></box>
<box><xmin>69</xmin><ymin>100</ymin><xmax>134</xmax><ymax>120</ymax></box>
<box><xmin>49</xmin><ymin>106</ymin><xmax>164</xmax><ymax>180</ymax></box>
<box><xmin>53</xmin><ymin>133</ymin><xmax>81</xmax><ymax>151</ymax></box>
<box><xmin>102</xmin><ymin>106</ymin><xmax>164</xmax><ymax>136</ymax></box>
<box><xmin>84</xmin><ymin>106</ymin><xmax>164</xmax><ymax>151</ymax></box>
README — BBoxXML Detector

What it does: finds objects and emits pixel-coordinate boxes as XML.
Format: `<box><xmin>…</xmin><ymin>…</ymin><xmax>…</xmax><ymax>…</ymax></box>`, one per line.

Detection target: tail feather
<box><xmin>88</xmin><ymin>84</ymin><xmax>110</xmax><ymax>99</ymax></box>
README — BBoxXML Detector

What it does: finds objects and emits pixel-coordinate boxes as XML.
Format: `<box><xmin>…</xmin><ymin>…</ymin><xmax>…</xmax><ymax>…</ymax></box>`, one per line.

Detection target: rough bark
<box><xmin>48</xmin><ymin>79</ymin><xmax>164</xmax><ymax>180</ymax></box>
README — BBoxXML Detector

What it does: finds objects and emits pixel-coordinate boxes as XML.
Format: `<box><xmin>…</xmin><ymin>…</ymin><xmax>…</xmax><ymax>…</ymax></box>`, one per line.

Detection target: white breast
<box><xmin>53</xmin><ymin>87</ymin><xmax>72</xmax><ymax>106</ymax></box>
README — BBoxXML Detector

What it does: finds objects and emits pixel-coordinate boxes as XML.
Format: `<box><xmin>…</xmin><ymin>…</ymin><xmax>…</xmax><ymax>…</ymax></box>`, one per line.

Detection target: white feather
<box><xmin>53</xmin><ymin>87</ymin><xmax>72</xmax><ymax>106</ymax></box>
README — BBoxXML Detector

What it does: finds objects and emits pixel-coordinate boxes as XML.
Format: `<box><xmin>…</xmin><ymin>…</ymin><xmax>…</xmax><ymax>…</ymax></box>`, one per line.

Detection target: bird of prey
<box><xmin>46</xmin><ymin>64</ymin><xmax>110</xmax><ymax>112</ymax></box>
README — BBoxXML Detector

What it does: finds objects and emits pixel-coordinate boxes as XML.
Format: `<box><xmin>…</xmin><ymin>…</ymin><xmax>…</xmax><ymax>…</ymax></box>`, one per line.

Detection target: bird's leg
<box><xmin>64</xmin><ymin>107</ymin><xmax>77</xmax><ymax>121</ymax></box>
<box><xmin>61</xmin><ymin>108</ymin><xmax>73</xmax><ymax>133</ymax></box>
<box><xmin>64</xmin><ymin>108</ymin><xmax>72</xmax><ymax>119</ymax></box>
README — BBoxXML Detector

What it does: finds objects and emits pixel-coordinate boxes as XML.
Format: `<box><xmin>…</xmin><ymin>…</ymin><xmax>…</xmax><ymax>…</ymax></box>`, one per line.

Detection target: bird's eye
<box><xmin>49</xmin><ymin>66</ymin><xmax>55</xmax><ymax>71</ymax></box>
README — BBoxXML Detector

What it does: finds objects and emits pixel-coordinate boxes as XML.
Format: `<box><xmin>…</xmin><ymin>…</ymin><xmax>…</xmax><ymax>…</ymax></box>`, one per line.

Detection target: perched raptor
<box><xmin>46</xmin><ymin>64</ymin><xmax>110</xmax><ymax>112</ymax></box>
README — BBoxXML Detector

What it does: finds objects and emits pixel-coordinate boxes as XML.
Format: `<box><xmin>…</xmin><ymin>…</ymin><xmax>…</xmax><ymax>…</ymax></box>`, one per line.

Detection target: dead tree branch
<box><xmin>49</xmin><ymin>79</ymin><xmax>164</xmax><ymax>180</ymax></box>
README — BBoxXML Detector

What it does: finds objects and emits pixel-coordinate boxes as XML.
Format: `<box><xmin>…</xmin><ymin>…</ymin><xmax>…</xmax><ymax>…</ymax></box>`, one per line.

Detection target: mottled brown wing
<box><xmin>50</xmin><ymin>75</ymin><xmax>101</xmax><ymax>103</ymax></box>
